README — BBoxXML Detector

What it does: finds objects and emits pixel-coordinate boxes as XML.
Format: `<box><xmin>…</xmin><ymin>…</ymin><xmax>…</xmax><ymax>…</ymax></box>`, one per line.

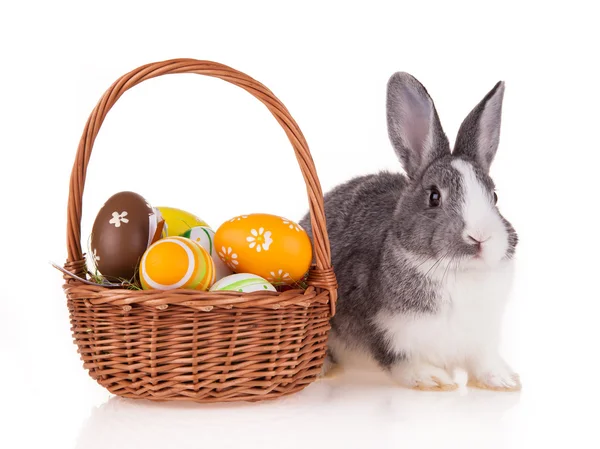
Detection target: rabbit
<box><xmin>300</xmin><ymin>72</ymin><xmax>520</xmax><ymax>391</ymax></box>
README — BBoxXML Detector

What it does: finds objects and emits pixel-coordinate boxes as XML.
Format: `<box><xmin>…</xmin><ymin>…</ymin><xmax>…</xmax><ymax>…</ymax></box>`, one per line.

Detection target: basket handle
<box><xmin>65</xmin><ymin>59</ymin><xmax>337</xmax><ymax>307</ymax></box>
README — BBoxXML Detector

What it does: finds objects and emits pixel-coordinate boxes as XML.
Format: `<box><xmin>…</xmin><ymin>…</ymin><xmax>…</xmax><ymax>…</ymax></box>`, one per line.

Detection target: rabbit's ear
<box><xmin>387</xmin><ymin>72</ymin><xmax>450</xmax><ymax>179</ymax></box>
<box><xmin>453</xmin><ymin>81</ymin><xmax>505</xmax><ymax>173</ymax></box>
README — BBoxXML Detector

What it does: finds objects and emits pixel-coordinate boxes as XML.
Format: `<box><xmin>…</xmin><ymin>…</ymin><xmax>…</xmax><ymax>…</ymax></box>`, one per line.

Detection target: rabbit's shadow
<box><xmin>75</xmin><ymin>368</ymin><xmax>521</xmax><ymax>449</ymax></box>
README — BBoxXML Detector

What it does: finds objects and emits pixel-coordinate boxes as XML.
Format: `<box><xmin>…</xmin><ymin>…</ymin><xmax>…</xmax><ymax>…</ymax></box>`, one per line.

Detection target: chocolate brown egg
<box><xmin>91</xmin><ymin>191</ymin><xmax>164</xmax><ymax>281</ymax></box>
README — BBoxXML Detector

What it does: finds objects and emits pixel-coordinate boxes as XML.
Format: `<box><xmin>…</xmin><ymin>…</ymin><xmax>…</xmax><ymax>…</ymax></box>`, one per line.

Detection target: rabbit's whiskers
<box><xmin>410</xmin><ymin>252</ymin><xmax>437</xmax><ymax>271</ymax></box>
<box><xmin>425</xmin><ymin>248</ymin><xmax>453</xmax><ymax>278</ymax></box>
<box><xmin>442</xmin><ymin>249</ymin><xmax>459</xmax><ymax>285</ymax></box>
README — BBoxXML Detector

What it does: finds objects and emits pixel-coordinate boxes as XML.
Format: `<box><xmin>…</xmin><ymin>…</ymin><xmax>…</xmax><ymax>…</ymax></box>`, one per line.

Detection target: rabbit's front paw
<box><xmin>468</xmin><ymin>357</ymin><xmax>521</xmax><ymax>391</ymax></box>
<box><xmin>468</xmin><ymin>371</ymin><xmax>521</xmax><ymax>391</ymax></box>
<box><xmin>391</xmin><ymin>361</ymin><xmax>458</xmax><ymax>391</ymax></box>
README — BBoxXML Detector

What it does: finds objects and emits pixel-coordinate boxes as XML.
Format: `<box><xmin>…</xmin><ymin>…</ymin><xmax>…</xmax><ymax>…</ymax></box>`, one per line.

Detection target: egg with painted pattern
<box><xmin>209</xmin><ymin>273</ymin><xmax>276</xmax><ymax>293</ymax></box>
<box><xmin>91</xmin><ymin>191</ymin><xmax>165</xmax><ymax>281</ymax></box>
<box><xmin>140</xmin><ymin>236</ymin><xmax>215</xmax><ymax>290</ymax></box>
<box><xmin>214</xmin><ymin>214</ymin><xmax>312</xmax><ymax>285</ymax></box>
<box><xmin>156</xmin><ymin>206</ymin><xmax>209</xmax><ymax>237</ymax></box>
<box><xmin>180</xmin><ymin>226</ymin><xmax>232</xmax><ymax>281</ymax></box>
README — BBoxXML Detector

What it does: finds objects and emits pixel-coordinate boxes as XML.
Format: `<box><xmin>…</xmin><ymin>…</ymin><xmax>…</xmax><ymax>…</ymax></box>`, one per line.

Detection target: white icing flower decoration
<box><xmin>282</xmin><ymin>218</ymin><xmax>302</xmax><ymax>232</ymax></box>
<box><xmin>218</xmin><ymin>246</ymin><xmax>239</xmax><ymax>270</ymax></box>
<box><xmin>92</xmin><ymin>248</ymin><xmax>101</xmax><ymax>263</ymax></box>
<box><xmin>109</xmin><ymin>211</ymin><xmax>129</xmax><ymax>228</ymax></box>
<box><xmin>267</xmin><ymin>269</ymin><xmax>291</xmax><ymax>284</ymax></box>
<box><xmin>229</xmin><ymin>215</ymin><xmax>249</xmax><ymax>222</ymax></box>
<box><xmin>246</xmin><ymin>228</ymin><xmax>273</xmax><ymax>252</ymax></box>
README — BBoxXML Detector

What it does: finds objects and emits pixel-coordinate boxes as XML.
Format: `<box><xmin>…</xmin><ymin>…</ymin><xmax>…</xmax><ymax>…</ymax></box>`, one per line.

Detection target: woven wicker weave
<box><xmin>63</xmin><ymin>59</ymin><xmax>338</xmax><ymax>402</ymax></box>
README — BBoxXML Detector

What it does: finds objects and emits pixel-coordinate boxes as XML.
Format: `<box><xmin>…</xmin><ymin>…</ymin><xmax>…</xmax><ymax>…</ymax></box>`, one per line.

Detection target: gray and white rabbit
<box><xmin>300</xmin><ymin>73</ymin><xmax>520</xmax><ymax>391</ymax></box>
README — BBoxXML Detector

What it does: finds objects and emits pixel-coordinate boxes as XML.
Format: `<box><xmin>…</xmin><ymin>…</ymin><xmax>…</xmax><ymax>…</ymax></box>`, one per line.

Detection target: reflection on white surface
<box><xmin>75</xmin><ymin>368</ymin><xmax>521</xmax><ymax>449</ymax></box>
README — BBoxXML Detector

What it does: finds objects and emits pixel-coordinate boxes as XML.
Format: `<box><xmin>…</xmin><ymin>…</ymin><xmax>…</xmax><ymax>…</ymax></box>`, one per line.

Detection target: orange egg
<box><xmin>214</xmin><ymin>214</ymin><xmax>312</xmax><ymax>285</ymax></box>
<box><xmin>140</xmin><ymin>236</ymin><xmax>215</xmax><ymax>291</ymax></box>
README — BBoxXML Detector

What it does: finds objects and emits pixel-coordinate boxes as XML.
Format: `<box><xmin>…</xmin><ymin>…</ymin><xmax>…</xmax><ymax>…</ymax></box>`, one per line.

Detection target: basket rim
<box><xmin>65</xmin><ymin>280</ymin><xmax>331</xmax><ymax>310</ymax></box>
<box><xmin>63</xmin><ymin>255</ymin><xmax>336</xmax><ymax>312</ymax></box>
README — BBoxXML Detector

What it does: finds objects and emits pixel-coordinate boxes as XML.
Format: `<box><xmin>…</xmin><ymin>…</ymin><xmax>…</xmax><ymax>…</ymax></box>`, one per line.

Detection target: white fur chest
<box><xmin>376</xmin><ymin>260</ymin><xmax>515</xmax><ymax>367</ymax></box>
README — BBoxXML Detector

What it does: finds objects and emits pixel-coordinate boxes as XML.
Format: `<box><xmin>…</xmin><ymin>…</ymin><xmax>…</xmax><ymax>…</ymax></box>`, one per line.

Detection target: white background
<box><xmin>1</xmin><ymin>1</ymin><xmax>599</xmax><ymax>448</ymax></box>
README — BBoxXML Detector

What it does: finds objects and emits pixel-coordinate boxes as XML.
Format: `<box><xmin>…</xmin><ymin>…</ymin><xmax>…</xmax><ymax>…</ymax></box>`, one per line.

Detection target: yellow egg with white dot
<box><xmin>140</xmin><ymin>236</ymin><xmax>215</xmax><ymax>291</ymax></box>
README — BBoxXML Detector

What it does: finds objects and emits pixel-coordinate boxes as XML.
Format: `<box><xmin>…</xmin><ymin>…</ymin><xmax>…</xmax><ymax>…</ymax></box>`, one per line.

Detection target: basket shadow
<box><xmin>75</xmin><ymin>367</ymin><xmax>521</xmax><ymax>449</ymax></box>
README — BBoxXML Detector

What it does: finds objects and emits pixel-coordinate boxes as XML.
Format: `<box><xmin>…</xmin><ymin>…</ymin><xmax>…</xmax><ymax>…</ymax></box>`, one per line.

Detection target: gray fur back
<box><xmin>299</xmin><ymin>172</ymin><xmax>414</xmax><ymax>366</ymax></box>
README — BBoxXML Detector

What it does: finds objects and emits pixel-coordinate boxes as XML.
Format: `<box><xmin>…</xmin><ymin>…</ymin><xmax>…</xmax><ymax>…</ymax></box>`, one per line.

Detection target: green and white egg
<box><xmin>181</xmin><ymin>226</ymin><xmax>232</xmax><ymax>281</ymax></box>
<box><xmin>209</xmin><ymin>273</ymin><xmax>276</xmax><ymax>293</ymax></box>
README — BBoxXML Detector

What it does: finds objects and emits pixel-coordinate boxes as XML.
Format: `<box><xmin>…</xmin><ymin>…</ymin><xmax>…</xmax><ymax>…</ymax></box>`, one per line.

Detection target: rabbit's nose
<box><xmin>464</xmin><ymin>231</ymin><xmax>491</xmax><ymax>248</ymax></box>
<box><xmin>467</xmin><ymin>235</ymin><xmax>483</xmax><ymax>250</ymax></box>
<box><xmin>467</xmin><ymin>235</ymin><xmax>482</xmax><ymax>245</ymax></box>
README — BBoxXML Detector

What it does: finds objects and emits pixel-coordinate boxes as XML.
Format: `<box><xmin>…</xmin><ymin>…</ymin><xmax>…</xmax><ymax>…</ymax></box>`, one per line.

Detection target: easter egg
<box><xmin>180</xmin><ymin>226</ymin><xmax>233</xmax><ymax>281</ymax></box>
<box><xmin>214</xmin><ymin>214</ymin><xmax>312</xmax><ymax>285</ymax></box>
<box><xmin>91</xmin><ymin>191</ymin><xmax>165</xmax><ymax>281</ymax></box>
<box><xmin>209</xmin><ymin>273</ymin><xmax>276</xmax><ymax>293</ymax></box>
<box><xmin>140</xmin><ymin>236</ymin><xmax>215</xmax><ymax>290</ymax></box>
<box><xmin>157</xmin><ymin>206</ymin><xmax>209</xmax><ymax>237</ymax></box>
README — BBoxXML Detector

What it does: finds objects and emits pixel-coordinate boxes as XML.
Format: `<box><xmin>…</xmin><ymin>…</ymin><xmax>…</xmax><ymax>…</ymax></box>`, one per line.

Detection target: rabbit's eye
<box><xmin>493</xmin><ymin>192</ymin><xmax>498</xmax><ymax>204</ymax></box>
<box><xmin>429</xmin><ymin>188</ymin><xmax>441</xmax><ymax>207</ymax></box>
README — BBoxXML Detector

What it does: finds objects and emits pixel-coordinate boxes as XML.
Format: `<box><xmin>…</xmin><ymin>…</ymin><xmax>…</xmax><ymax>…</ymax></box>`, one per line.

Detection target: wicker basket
<box><xmin>63</xmin><ymin>59</ymin><xmax>338</xmax><ymax>403</ymax></box>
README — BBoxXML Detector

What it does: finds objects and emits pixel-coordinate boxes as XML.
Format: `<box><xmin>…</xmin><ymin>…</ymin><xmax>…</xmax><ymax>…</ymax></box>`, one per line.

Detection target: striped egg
<box><xmin>209</xmin><ymin>273</ymin><xmax>276</xmax><ymax>293</ymax></box>
<box><xmin>180</xmin><ymin>226</ymin><xmax>232</xmax><ymax>281</ymax></box>
<box><xmin>140</xmin><ymin>236</ymin><xmax>215</xmax><ymax>291</ymax></box>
